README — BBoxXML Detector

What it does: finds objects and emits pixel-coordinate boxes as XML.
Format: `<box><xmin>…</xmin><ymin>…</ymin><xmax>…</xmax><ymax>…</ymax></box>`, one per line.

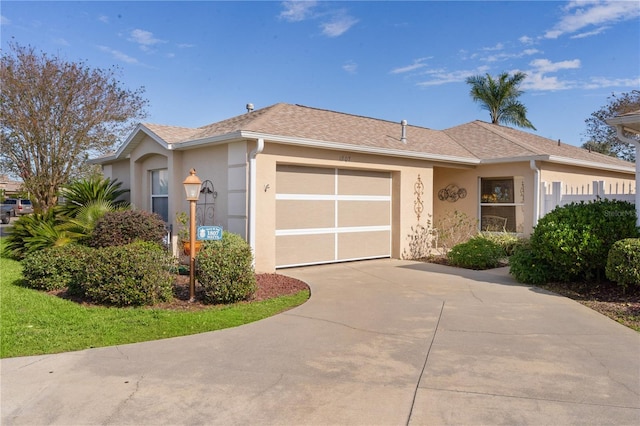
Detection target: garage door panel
<box><xmin>276</xmin><ymin>234</ymin><xmax>334</xmax><ymax>266</ymax></box>
<box><xmin>338</xmin><ymin>169</ymin><xmax>390</xmax><ymax>196</ymax></box>
<box><xmin>276</xmin><ymin>165</ymin><xmax>334</xmax><ymax>194</ymax></box>
<box><xmin>338</xmin><ymin>201</ymin><xmax>390</xmax><ymax>227</ymax></box>
<box><xmin>276</xmin><ymin>166</ymin><xmax>391</xmax><ymax>268</ymax></box>
<box><xmin>338</xmin><ymin>231</ymin><xmax>390</xmax><ymax>260</ymax></box>
<box><xmin>276</xmin><ymin>200</ymin><xmax>335</xmax><ymax>229</ymax></box>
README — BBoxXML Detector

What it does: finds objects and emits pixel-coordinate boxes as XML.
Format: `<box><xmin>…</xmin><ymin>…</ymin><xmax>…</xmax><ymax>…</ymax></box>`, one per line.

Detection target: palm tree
<box><xmin>57</xmin><ymin>176</ymin><xmax>129</xmax><ymax>218</ymax></box>
<box><xmin>466</xmin><ymin>71</ymin><xmax>536</xmax><ymax>130</ymax></box>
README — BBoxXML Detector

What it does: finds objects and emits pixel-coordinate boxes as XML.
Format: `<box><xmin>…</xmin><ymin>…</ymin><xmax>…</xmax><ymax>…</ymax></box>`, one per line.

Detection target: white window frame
<box><xmin>150</xmin><ymin>169</ymin><xmax>169</xmax><ymax>222</ymax></box>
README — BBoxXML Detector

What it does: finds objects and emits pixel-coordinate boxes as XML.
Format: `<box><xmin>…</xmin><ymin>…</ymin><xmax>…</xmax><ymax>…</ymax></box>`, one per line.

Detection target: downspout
<box><xmin>248</xmin><ymin>138</ymin><xmax>264</xmax><ymax>262</ymax></box>
<box><xmin>614</xmin><ymin>126</ymin><xmax>640</xmax><ymax>228</ymax></box>
<box><xmin>530</xmin><ymin>160</ymin><xmax>540</xmax><ymax>228</ymax></box>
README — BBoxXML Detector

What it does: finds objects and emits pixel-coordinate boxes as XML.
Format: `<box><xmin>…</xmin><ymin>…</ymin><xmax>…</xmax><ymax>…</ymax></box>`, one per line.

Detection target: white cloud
<box><xmin>342</xmin><ymin>60</ymin><xmax>357</xmax><ymax>74</ymax></box>
<box><xmin>570</xmin><ymin>26</ymin><xmax>609</xmax><ymax>38</ymax></box>
<box><xmin>416</xmin><ymin>66</ymin><xmax>490</xmax><ymax>87</ymax></box>
<box><xmin>479</xmin><ymin>48</ymin><xmax>541</xmax><ymax>63</ymax></box>
<box><xmin>1</xmin><ymin>15</ymin><xmax>11</xmax><ymax>25</ymax></box>
<box><xmin>98</xmin><ymin>46</ymin><xmax>139</xmax><ymax>64</ymax></box>
<box><xmin>521</xmin><ymin>73</ymin><xmax>575</xmax><ymax>91</ymax></box>
<box><xmin>482</xmin><ymin>42</ymin><xmax>504</xmax><ymax>51</ymax></box>
<box><xmin>518</xmin><ymin>58</ymin><xmax>581</xmax><ymax>91</ymax></box>
<box><xmin>321</xmin><ymin>13</ymin><xmax>358</xmax><ymax>37</ymax></box>
<box><xmin>519</xmin><ymin>35</ymin><xmax>535</xmax><ymax>45</ymax></box>
<box><xmin>53</xmin><ymin>38</ymin><xmax>70</xmax><ymax>46</ymax></box>
<box><xmin>582</xmin><ymin>76</ymin><xmax>640</xmax><ymax>89</ymax></box>
<box><xmin>544</xmin><ymin>0</ymin><xmax>640</xmax><ymax>39</ymax></box>
<box><xmin>129</xmin><ymin>29</ymin><xmax>165</xmax><ymax>51</ymax></box>
<box><xmin>98</xmin><ymin>15</ymin><xmax>109</xmax><ymax>24</ymax></box>
<box><xmin>390</xmin><ymin>57</ymin><xmax>431</xmax><ymax>74</ymax></box>
<box><xmin>529</xmin><ymin>58</ymin><xmax>581</xmax><ymax>73</ymax></box>
<box><xmin>279</xmin><ymin>1</ymin><xmax>318</xmax><ymax>22</ymax></box>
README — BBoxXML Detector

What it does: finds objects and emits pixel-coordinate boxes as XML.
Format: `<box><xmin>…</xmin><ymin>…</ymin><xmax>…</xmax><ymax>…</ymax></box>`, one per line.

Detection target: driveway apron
<box><xmin>2</xmin><ymin>259</ymin><xmax>639</xmax><ymax>425</ymax></box>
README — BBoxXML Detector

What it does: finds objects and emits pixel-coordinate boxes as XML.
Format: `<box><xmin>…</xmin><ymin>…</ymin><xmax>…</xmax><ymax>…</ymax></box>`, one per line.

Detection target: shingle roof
<box><xmin>444</xmin><ymin>121</ymin><xmax>633</xmax><ymax>168</ymax></box>
<box><xmin>124</xmin><ymin>103</ymin><xmax>633</xmax><ymax>171</ymax></box>
<box><xmin>147</xmin><ymin>103</ymin><xmax>475</xmax><ymax>159</ymax></box>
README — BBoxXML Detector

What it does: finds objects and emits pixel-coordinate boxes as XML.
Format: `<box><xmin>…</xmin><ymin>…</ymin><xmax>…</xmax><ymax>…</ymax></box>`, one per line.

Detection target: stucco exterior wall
<box><xmin>539</xmin><ymin>163</ymin><xmax>636</xmax><ymax>195</ymax></box>
<box><xmin>433</xmin><ymin>162</ymin><xmax>535</xmax><ymax>236</ymax></box>
<box><xmin>252</xmin><ymin>142</ymin><xmax>435</xmax><ymax>272</ymax></box>
<box><xmin>101</xmin><ymin>160</ymin><xmax>132</xmax><ymax>203</ymax></box>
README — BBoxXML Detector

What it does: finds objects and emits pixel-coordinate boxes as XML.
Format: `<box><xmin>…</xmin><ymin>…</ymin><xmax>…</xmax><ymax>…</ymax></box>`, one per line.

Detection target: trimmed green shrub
<box><xmin>448</xmin><ymin>236</ymin><xmax>505</xmax><ymax>270</ymax></box>
<box><xmin>89</xmin><ymin>210</ymin><xmax>167</xmax><ymax>248</ymax></box>
<box><xmin>480</xmin><ymin>231</ymin><xmax>526</xmax><ymax>256</ymax></box>
<box><xmin>196</xmin><ymin>232</ymin><xmax>256</xmax><ymax>304</ymax></box>
<box><xmin>606</xmin><ymin>238</ymin><xmax>640</xmax><ymax>291</ymax></box>
<box><xmin>21</xmin><ymin>244</ymin><xmax>93</xmax><ymax>291</ymax></box>
<box><xmin>528</xmin><ymin>200</ymin><xmax>638</xmax><ymax>282</ymax></box>
<box><xmin>509</xmin><ymin>241</ymin><xmax>550</xmax><ymax>285</ymax></box>
<box><xmin>81</xmin><ymin>241</ymin><xmax>174</xmax><ymax>306</ymax></box>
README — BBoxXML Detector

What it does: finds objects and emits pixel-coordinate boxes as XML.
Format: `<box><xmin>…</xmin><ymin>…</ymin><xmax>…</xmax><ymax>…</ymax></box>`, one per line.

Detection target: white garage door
<box><xmin>275</xmin><ymin>165</ymin><xmax>391</xmax><ymax>268</ymax></box>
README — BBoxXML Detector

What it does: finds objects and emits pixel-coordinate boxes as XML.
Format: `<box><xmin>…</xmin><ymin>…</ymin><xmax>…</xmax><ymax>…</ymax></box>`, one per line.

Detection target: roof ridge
<box><xmin>472</xmin><ymin>121</ymin><xmax>540</xmax><ymax>154</ymax></box>
<box><xmin>293</xmin><ymin>103</ymin><xmax>434</xmax><ymax>130</ymax></box>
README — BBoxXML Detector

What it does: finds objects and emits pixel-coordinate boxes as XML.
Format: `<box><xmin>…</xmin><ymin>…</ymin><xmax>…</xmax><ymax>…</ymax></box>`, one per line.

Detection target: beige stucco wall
<box><xmin>539</xmin><ymin>162</ymin><xmax>635</xmax><ymax>195</ymax></box>
<box><xmin>434</xmin><ymin>160</ymin><xmax>636</xmax><ymax>239</ymax></box>
<box><xmin>252</xmin><ymin>142</ymin><xmax>435</xmax><ymax>272</ymax></box>
<box><xmin>101</xmin><ymin>160</ymin><xmax>132</xmax><ymax>203</ymax></box>
<box><xmin>433</xmin><ymin>162</ymin><xmax>535</xmax><ymax>236</ymax></box>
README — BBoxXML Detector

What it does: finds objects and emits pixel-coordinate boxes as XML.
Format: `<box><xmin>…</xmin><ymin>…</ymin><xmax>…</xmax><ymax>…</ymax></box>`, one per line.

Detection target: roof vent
<box><xmin>246</xmin><ymin>103</ymin><xmax>254</xmax><ymax>113</ymax></box>
<box><xmin>401</xmin><ymin>119</ymin><xmax>408</xmax><ymax>143</ymax></box>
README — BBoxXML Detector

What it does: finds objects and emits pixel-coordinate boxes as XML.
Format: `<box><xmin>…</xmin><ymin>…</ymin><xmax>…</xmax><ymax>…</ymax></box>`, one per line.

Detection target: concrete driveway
<box><xmin>2</xmin><ymin>259</ymin><xmax>639</xmax><ymax>425</ymax></box>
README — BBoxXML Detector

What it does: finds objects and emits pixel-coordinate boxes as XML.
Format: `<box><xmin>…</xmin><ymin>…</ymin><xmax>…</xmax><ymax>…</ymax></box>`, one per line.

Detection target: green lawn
<box><xmin>0</xmin><ymin>257</ymin><xmax>309</xmax><ymax>358</ymax></box>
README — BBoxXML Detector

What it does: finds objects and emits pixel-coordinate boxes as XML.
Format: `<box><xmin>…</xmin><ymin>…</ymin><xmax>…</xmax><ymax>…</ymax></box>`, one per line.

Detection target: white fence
<box><xmin>542</xmin><ymin>180</ymin><xmax>636</xmax><ymax>216</ymax></box>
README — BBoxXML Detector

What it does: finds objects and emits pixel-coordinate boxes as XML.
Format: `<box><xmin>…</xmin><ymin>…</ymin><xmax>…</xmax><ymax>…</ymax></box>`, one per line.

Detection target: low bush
<box><xmin>509</xmin><ymin>242</ymin><xmax>550</xmax><ymax>285</ymax></box>
<box><xmin>525</xmin><ymin>200</ymin><xmax>638</xmax><ymax>283</ymax></box>
<box><xmin>480</xmin><ymin>232</ymin><xmax>526</xmax><ymax>256</ymax></box>
<box><xmin>21</xmin><ymin>245</ymin><xmax>93</xmax><ymax>291</ymax></box>
<box><xmin>196</xmin><ymin>232</ymin><xmax>256</xmax><ymax>304</ymax></box>
<box><xmin>81</xmin><ymin>241</ymin><xmax>174</xmax><ymax>306</ymax></box>
<box><xmin>606</xmin><ymin>238</ymin><xmax>640</xmax><ymax>291</ymax></box>
<box><xmin>89</xmin><ymin>210</ymin><xmax>167</xmax><ymax>248</ymax></box>
<box><xmin>447</xmin><ymin>236</ymin><xmax>504</xmax><ymax>270</ymax></box>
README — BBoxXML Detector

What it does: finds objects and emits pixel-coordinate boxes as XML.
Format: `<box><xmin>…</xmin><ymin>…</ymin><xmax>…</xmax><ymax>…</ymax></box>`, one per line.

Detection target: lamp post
<box><xmin>183</xmin><ymin>168</ymin><xmax>202</xmax><ymax>302</ymax></box>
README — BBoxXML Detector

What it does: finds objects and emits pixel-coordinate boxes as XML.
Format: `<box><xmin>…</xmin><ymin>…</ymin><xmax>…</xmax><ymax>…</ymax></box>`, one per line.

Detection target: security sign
<box><xmin>197</xmin><ymin>226</ymin><xmax>223</xmax><ymax>241</ymax></box>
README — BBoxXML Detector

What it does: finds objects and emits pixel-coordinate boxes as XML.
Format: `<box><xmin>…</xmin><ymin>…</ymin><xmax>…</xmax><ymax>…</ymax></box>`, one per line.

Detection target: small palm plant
<box><xmin>57</xmin><ymin>176</ymin><xmax>129</xmax><ymax>218</ymax></box>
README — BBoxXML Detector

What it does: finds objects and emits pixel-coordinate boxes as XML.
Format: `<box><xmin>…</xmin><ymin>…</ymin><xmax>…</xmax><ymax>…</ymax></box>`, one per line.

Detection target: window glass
<box><xmin>151</xmin><ymin>169</ymin><xmax>169</xmax><ymax>222</ymax></box>
<box><xmin>480</xmin><ymin>177</ymin><xmax>524</xmax><ymax>233</ymax></box>
<box><xmin>152</xmin><ymin>169</ymin><xmax>168</xmax><ymax>195</ymax></box>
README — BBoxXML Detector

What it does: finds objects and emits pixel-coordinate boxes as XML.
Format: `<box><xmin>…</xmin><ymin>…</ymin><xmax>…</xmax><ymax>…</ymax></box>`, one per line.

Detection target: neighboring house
<box><xmin>606</xmin><ymin>109</ymin><xmax>640</xmax><ymax>227</ymax></box>
<box><xmin>92</xmin><ymin>103</ymin><xmax>636</xmax><ymax>272</ymax></box>
<box><xmin>0</xmin><ymin>175</ymin><xmax>23</xmax><ymax>198</ymax></box>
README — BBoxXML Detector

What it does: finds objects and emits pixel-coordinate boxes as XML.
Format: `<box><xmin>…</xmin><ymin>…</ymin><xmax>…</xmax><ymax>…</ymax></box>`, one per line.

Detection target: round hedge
<box><xmin>606</xmin><ymin>238</ymin><xmax>640</xmax><ymax>291</ymax></box>
<box><xmin>447</xmin><ymin>236</ymin><xmax>505</xmax><ymax>270</ymax></box>
<box><xmin>196</xmin><ymin>232</ymin><xmax>256</xmax><ymax>304</ymax></box>
<box><xmin>528</xmin><ymin>200</ymin><xmax>638</xmax><ymax>282</ymax></box>
<box><xmin>89</xmin><ymin>210</ymin><xmax>167</xmax><ymax>248</ymax></box>
<box><xmin>22</xmin><ymin>244</ymin><xmax>93</xmax><ymax>291</ymax></box>
<box><xmin>81</xmin><ymin>241</ymin><xmax>174</xmax><ymax>306</ymax></box>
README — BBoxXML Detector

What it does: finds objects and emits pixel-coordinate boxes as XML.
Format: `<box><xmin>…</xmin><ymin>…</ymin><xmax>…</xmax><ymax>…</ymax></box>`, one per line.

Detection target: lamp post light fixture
<box><xmin>183</xmin><ymin>168</ymin><xmax>202</xmax><ymax>302</ymax></box>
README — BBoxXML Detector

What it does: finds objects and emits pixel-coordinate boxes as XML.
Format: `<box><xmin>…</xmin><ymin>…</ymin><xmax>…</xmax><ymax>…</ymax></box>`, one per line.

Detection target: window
<box><xmin>151</xmin><ymin>169</ymin><xmax>168</xmax><ymax>222</ymax></box>
<box><xmin>480</xmin><ymin>177</ymin><xmax>524</xmax><ymax>233</ymax></box>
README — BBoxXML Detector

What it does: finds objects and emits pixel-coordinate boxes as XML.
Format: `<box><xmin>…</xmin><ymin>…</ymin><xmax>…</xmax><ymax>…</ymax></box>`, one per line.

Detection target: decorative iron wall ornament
<box><xmin>414</xmin><ymin>174</ymin><xmax>424</xmax><ymax>221</ymax></box>
<box><xmin>438</xmin><ymin>184</ymin><xmax>467</xmax><ymax>203</ymax></box>
<box><xmin>196</xmin><ymin>180</ymin><xmax>217</xmax><ymax>226</ymax></box>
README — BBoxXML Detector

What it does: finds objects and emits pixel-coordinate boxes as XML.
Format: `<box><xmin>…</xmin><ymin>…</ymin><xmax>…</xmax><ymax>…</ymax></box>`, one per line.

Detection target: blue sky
<box><xmin>2</xmin><ymin>1</ymin><xmax>639</xmax><ymax>147</ymax></box>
